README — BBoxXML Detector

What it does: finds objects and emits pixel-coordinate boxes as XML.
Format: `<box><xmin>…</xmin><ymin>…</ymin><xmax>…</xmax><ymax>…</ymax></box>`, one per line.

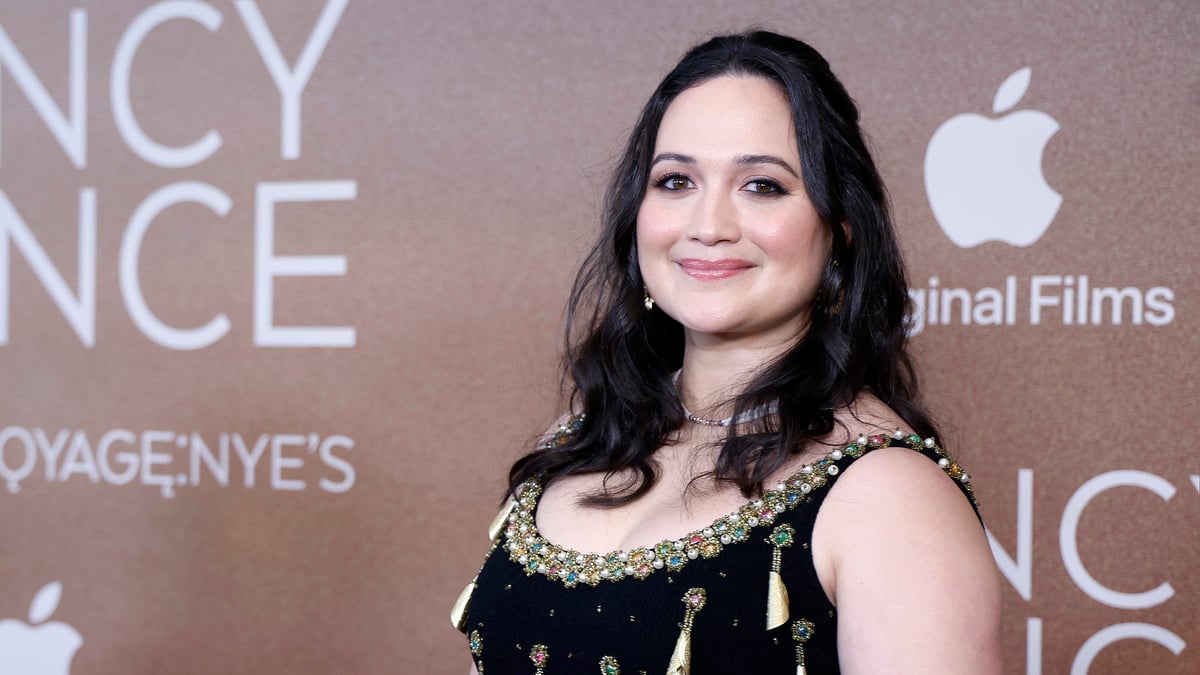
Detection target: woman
<box><xmin>454</xmin><ymin>31</ymin><xmax>1001</xmax><ymax>674</ymax></box>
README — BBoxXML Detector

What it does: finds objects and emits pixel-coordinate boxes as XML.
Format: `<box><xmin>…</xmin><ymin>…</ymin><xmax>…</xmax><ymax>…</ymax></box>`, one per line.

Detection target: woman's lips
<box><xmin>676</xmin><ymin>258</ymin><xmax>754</xmax><ymax>280</ymax></box>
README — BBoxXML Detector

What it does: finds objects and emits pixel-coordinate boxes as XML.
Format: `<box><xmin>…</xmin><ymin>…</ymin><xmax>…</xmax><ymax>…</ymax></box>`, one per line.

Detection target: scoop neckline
<box><xmin>499</xmin><ymin>429</ymin><xmax>964</xmax><ymax>587</ymax></box>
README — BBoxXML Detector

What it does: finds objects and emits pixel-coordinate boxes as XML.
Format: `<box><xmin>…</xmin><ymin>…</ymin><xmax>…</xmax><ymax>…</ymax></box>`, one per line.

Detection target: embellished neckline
<box><xmin>500</xmin><ymin>427</ymin><xmax>973</xmax><ymax>588</ymax></box>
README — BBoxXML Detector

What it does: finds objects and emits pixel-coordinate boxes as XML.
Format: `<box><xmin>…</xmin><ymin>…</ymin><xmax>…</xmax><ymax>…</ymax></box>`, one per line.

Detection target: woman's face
<box><xmin>637</xmin><ymin>75</ymin><xmax>831</xmax><ymax>350</ymax></box>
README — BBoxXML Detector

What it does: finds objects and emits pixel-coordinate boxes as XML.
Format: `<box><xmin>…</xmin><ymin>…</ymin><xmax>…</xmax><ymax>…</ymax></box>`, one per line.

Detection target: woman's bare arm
<box><xmin>814</xmin><ymin>447</ymin><xmax>1003</xmax><ymax>674</ymax></box>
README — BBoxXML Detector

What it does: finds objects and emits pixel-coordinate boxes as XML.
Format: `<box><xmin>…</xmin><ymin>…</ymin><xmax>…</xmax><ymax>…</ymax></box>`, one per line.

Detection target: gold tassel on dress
<box><xmin>767</xmin><ymin>569</ymin><xmax>790</xmax><ymax>629</ymax></box>
<box><xmin>791</xmin><ymin>619</ymin><xmax>815</xmax><ymax>675</ymax></box>
<box><xmin>450</xmin><ymin>581</ymin><xmax>475</xmax><ymax>632</ymax></box>
<box><xmin>488</xmin><ymin>498</ymin><xmax>516</xmax><ymax>541</ymax></box>
<box><xmin>766</xmin><ymin>524</ymin><xmax>796</xmax><ymax>629</ymax></box>
<box><xmin>451</xmin><ymin>499</ymin><xmax>515</xmax><ymax>632</ymax></box>
<box><xmin>666</xmin><ymin>588</ymin><xmax>707</xmax><ymax>675</ymax></box>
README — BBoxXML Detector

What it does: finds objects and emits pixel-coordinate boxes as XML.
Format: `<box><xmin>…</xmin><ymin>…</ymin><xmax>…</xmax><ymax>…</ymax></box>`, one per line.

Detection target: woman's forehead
<box><xmin>655</xmin><ymin>75</ymin><xmax>799</xmax><ymax>166</ymax></box>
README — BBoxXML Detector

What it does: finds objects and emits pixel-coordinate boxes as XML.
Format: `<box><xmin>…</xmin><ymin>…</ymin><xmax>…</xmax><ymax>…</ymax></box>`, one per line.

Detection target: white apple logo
<box><xmin>924</xmin><ymin>67</ymin><xmax>1062</xmax><ymax>247</ymax></box>
<box><xmin>0</xmin><ymin>582</ymin><xmax>84</xmax><ymax>674</ymax></box>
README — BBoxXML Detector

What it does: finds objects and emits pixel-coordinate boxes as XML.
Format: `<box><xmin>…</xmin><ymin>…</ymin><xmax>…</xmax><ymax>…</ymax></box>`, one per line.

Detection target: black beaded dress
<box><xmin>455</xmin><ymin>418</ymin><xmax>978</xmax><ymax>674</ymax></box>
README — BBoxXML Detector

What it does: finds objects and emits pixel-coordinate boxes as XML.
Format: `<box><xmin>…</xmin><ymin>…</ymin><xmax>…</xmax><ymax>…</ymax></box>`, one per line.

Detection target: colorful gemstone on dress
<box><xmin>768</xmin><ymin>524</ymin><xmax>796</xmax><ymax>548</ymax></box>
<box><xmin>683</xmin><ymin>588</ymin><xmax>708</xmax><ymax>610</ymax></box>
<box><xmin>791</xmin><ymin>618</ymin><xmax>815</xmax><ymax>643</ymax></box>
<box><xmin>529</xmin><ymin>644</ymin><xmax>549</xmax><ymax>665</ymax></box>
<box><xmin>468</xmin><ymin>630</ymin><xmax>483</xmax><ymax>656</ymax></box>
<box><xmin>599</xmin><ymin>655</ymin><xmax>621</xmax><ymax>674</ymax></box>
<box><xmin>542</xmin><ymin>413</ymin><xmax>586</xmax><ymax>448</ymax></box>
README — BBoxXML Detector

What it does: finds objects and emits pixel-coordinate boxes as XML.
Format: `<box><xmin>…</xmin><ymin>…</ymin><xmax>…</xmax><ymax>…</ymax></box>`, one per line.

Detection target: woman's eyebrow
<box><xmin>649</xmin><ymin>152</ymin><xmax>799</xmax><ymax>178</ymax></box>
<box><xmin>735</xmin><ymin>154</ymin><xmax>799</xmax><ymax>177</ymax></box>
<box><xmin>650</xmin><ymin>152</ymin><xmax>695</xmax><ymax>167</ymax></box>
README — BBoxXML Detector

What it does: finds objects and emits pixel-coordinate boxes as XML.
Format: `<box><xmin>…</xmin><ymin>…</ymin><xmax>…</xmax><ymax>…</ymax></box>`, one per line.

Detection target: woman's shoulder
<box><xmin>810</xmin><ymin>397</ymin><xmax>1001</xmax><ymax>671</ymax></box>
<box><xmin>807</xmin><ymin>389</ymin><xmax>988</xmax><ymax>590</ymax></box>
<box><xmin>820</xmin><ymin>391</ymin><xmax>976</xmax><ymax>523</ymax></box>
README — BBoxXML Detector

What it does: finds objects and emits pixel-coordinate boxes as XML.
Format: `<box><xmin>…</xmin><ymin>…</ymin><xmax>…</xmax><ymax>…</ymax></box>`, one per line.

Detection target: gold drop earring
<box><xmin>644</xmin><ymin>286</ymin><xmax>656</xmax><ymax>311</ymax></box>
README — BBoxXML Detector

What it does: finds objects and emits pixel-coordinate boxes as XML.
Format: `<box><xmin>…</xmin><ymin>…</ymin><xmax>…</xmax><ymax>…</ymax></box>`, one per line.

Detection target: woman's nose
<box><xmin>688</xmin><ymin>189</ymin><xmax>740</xmax><ymax>245</ymax></box>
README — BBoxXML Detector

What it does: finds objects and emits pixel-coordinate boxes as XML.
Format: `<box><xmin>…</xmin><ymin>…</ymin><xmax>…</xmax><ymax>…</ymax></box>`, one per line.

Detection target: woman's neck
<box><xmin>674</xmin><ymin>331</ymin><xmax>796</xmax><ymax>419</ymax></box>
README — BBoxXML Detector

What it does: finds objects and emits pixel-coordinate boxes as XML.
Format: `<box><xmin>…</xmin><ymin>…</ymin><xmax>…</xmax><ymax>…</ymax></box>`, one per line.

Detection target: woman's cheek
<box><xmin>635</xmin><ymin>204</ymin><xmax>676</xmax><ymax>265</ymax></box>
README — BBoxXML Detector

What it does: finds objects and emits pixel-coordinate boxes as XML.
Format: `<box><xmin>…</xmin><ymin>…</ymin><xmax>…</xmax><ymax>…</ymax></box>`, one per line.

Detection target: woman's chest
<box><xmin>535</xmin><ymin>476</ymin><xmax>755</xmax><ymax>555</ymax></box>
<box><xmin>465</xmin><ymin>538</ymin><xmax>835</xmax><ymax>674</ymax></box>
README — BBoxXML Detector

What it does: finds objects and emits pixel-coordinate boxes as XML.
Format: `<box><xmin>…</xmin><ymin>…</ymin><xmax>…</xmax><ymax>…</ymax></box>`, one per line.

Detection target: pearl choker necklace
<box><xmin>670</xmin><ymin>371</ymin><xmax>778</xmax><ymax>428</ymax></box>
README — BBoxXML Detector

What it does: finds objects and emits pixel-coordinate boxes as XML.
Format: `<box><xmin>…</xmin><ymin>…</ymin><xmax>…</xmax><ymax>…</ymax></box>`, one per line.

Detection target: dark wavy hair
<box><xmin>508</xmin><ymin>30</ymin><xmax>937</xmax><ymax>505</ymax></box>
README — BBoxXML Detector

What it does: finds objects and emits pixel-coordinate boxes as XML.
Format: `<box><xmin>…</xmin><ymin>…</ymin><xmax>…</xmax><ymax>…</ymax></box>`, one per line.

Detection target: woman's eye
<box><xmin>746</xmin><ymin>179</ymin><xmax>786</xmax><ymax>195</ymax></box>
<box><xmin>655</xmin><ymin>174</ymin><xmax>693</xmax><ymax>191</ymax></box>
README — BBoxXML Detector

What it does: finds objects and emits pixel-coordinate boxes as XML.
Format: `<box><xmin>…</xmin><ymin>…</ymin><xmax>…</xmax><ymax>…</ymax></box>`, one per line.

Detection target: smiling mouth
<box><xmin>677</xmin><ymin>258</ymin><xmax>754</xmax><ymax>280</ymax></box>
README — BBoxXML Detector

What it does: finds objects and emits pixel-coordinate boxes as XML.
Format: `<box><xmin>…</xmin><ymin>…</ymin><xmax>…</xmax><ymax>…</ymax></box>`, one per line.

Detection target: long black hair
<box><xmin>509</xmin><ymin>30</ymin><xmax>936</xmax><ymax>505</ymax></box>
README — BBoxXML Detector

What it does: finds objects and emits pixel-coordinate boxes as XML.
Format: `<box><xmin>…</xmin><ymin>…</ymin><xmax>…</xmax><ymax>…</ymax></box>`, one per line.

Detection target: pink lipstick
<box><xmin>677</xmin><ymin>258</ymin><xmax>754</xmax><ymax>280</ymax></box>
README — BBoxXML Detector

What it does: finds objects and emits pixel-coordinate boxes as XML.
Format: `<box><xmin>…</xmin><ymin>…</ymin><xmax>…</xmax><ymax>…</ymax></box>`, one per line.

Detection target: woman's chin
<box><xmin>674</xmin><ymin>312</ymin><xmax>812</xmax><ymax>349</ymax></box>
<box><xmin>669</xmin><ymin>310</ymin><xmax>742</xmax><ymax>336</ymax></box>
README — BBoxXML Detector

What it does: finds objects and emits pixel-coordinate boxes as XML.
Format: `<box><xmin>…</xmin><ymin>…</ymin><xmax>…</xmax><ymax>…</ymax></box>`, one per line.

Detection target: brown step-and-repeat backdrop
<box><xmin>1</xmin><ymin>1</ymin><xmax>1195</xmax><ymax>673</ymax></box>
